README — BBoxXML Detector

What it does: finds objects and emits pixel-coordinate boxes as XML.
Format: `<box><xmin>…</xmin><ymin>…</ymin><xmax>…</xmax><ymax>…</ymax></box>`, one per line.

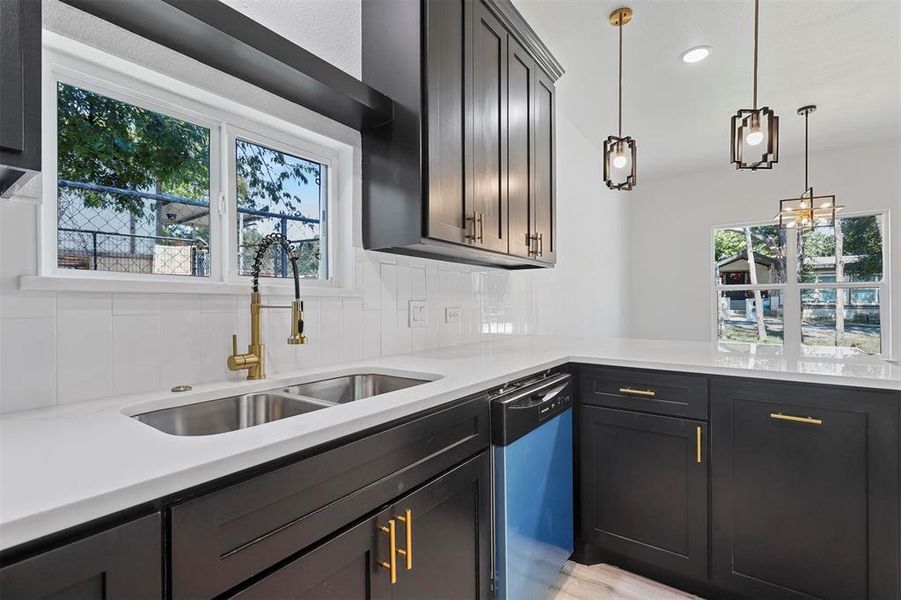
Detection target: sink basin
<box><xmin>133</xmin><ymin>392</ymin><xmax>333</xmax><ymax>436</ymax></box>
<box><xmin>283</xmin><ymin>373</ymin><xmax>430</xmax><ymax>404</ymax></box>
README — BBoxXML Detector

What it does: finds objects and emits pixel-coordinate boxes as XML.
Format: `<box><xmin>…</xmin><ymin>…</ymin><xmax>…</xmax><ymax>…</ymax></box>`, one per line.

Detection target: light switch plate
<box><xmin>409</xmin><ymin>300</ymin><xmax>427</xmax><ymax>328</ymax></box>
<box><xmin>445</xmin><ymin>306</ymin><xmax>461</xmax><ymax>324</ymax></box>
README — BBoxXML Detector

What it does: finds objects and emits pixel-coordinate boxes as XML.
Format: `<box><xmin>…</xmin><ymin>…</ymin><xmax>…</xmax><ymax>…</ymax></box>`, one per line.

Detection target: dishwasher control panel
<box><xmin>491</xmin><ymin>372</ymin><xmax>572</xmax><ymax>446</ymax></box>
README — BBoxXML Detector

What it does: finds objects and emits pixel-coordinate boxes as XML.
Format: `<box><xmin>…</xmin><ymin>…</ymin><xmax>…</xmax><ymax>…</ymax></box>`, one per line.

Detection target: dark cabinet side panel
<box><xmin>470</xmin><ymin>1</ymin><xmax>508</xmax><ymax>253</ymax></box>
<box><xmin>580</xmin><ymin>406</ymin><xmax>708</xmax><ymax>581</ymax></box>
<box><xmin>711</xmin><ymin>378</ymin><xmax>900</xmax><ymax>600</ymax></box>
<box><xmin>0</xmin><ymin>0</ymin><xmax>42</xmax><ymax>193</ymax></box>
<box><xmin>0</xmin><ymin>513</ymin><xmax>162</xmax><ymax>600</ymax></box>
<box><xmin>507</xmin><ymin>36</ymin><xmax>534</xmax><ymax>259</ymax></box>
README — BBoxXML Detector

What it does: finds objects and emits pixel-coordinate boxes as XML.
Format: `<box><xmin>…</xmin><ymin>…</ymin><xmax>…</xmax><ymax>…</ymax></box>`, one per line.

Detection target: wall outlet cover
<box><xmin>445</xmin><ymin>306</ymin><xmax>461</xmax><ymax>324</ymax></box>
<box><xmin>409</xmin><ymin>300</ymin><xmax>427</xmax><ymax>328</ymax></box>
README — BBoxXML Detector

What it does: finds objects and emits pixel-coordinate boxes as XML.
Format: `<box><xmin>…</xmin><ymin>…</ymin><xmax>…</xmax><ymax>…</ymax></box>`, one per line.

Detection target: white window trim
<box><xmin>710</xmin><ymin>209</ymin><xmax>892</xmax><ymax>359</ymax></box>
<box><xmin>29</xmin><ymin>32</ymin><xmax>358</xmax><ymax>297</ymax></box>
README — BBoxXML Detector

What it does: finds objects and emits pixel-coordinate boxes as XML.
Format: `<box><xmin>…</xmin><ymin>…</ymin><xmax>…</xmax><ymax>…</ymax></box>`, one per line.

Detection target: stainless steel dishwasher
<box><xmin>491</xmin><ymin>371</ymin><xmax>574</xmax><ymax>600</ymax></box>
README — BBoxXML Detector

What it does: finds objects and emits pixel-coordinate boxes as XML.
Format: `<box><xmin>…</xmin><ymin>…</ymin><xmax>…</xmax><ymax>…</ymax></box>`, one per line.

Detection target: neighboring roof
<box><xmin>716</xmin><ymin>250</ymin><xmax>777</xmax><ymax>269</ymax></box>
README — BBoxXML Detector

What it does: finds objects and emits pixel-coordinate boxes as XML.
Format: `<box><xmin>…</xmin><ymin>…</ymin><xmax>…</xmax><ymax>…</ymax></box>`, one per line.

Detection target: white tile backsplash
<box><xmin>0</xmin><ymin>229</ymin><xmax>534</xmax><ymax>412</ymax></box>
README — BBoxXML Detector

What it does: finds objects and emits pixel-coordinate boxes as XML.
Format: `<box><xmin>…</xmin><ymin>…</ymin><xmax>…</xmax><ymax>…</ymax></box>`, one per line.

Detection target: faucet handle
<box><xmin>232</xmin><ymin>333</ymin><xmax>239</xmax><ymax>356</ymax></box>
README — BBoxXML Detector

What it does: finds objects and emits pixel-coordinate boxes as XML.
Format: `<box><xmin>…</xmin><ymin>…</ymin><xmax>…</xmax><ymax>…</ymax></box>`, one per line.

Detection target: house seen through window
<box><xmin>713</xmin><ymin>214</ymin><xmax>887</xmax><ymax>356</ymax></box>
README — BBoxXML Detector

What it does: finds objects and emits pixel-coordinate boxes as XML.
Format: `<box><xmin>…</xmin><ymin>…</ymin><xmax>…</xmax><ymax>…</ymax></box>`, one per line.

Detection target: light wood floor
<box><xmin>545</xmin><ymin>561</ymin><xmax>703</xmax><ymax>600</ymax></box>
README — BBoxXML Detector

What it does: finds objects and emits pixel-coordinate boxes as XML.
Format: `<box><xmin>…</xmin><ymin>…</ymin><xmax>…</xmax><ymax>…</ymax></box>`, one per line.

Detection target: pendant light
<box><xmin>776</xmin><ymin>105</ymin><xmax>843</xmax><ymax>229</ymax></box>
<box><xmin>731</xmin><ymin>0</ymin><xmax>779</xmax><ymax>170</ymax></box>
<box><xmin>603</xmin><ymin>7</ymin><xmax>636</xmax><ymax>191</ymax></box>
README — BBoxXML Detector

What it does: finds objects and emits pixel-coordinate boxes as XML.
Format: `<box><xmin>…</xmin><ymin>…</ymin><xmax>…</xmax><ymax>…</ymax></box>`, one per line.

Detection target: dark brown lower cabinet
<box><xmin>580</xmin><ymin>405</ymin><xmax>708</xmax><ymax>582</ymax></box>
<box><xmin>0</xmin><ymin>512</ymin><xmax>161</xmax><ymax>599</ymax></box>
<box><xmin>711</xmin><ymin>378</ymin><xmax>900</xmax><ymax>600</ymax></box>
<box><xmin>230</xmin><ymin>451</ymin><xmax>492</xmax><ymax>599</ymax></box>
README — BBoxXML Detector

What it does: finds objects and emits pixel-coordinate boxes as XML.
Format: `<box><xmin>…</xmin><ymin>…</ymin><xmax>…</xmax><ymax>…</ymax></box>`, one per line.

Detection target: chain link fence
<box><xmin>57</xmin><ymin>180</ymin><xmax>322</xmax><ymax>279</ymax></box>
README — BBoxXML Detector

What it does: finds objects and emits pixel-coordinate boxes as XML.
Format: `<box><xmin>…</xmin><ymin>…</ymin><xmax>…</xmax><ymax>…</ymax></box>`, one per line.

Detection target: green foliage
<box><xmin>57</xmin><ymin>83</ymin><xmax>210</xmax><ymax>220</ymax></box>
<box><xmin>235</xmin><ymin>139</ymin><xmax>320</xmax><ymax>220</ymax></box>
<box><xmin>714</xmin><ymin>225</ymin><xmax>782</xmax><ymax>261</ymax></box>
<box><xmin>842</xmin><ymin>215</ymin><xmax>882</xmax><ymax>280</ymax></box>
<box><xmin>800</xmin><ymin>216</ymin><xmax>883</xmax><ymax>282</ymax></box>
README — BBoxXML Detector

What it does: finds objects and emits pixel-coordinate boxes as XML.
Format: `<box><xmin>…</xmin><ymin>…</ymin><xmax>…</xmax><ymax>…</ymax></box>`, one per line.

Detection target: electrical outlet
<box><xmin>409</xmin><ymin>300</ymin><xmax>428</xmax><ymax>328</ymax></box>
<box><xmin>445</xmin><ymin>306</ymin><xmax>461</xmax><ymax>324</ymax></box>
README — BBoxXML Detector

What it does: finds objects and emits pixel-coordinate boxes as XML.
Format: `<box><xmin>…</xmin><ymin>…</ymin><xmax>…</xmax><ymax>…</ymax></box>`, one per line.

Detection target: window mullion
<box><xmin>783</xmin><ymin>229</ymin><xmax>802</xmax><ymax>354</ymax></box>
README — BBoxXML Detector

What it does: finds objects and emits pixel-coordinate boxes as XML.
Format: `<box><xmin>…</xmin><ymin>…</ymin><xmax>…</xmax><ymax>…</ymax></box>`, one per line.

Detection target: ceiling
<box><xmin>513</xmin><ymin>0</ymin><xmax>901</xmax><ymax>179</ymax></box>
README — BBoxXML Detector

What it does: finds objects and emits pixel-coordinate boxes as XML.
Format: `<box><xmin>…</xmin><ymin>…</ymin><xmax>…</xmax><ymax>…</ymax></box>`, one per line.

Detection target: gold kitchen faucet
<box><xmin>227</xmin><ymin>233</ymin><xmax>307</xmax><ymax>380</ymax></box>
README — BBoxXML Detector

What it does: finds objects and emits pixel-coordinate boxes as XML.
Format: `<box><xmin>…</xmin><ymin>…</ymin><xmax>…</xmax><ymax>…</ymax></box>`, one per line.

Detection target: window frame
<box><xmin>710</xmin><ymin>209</ymin><xmax>892</xmax><ymax>359</ymax></box>
<box><xmin>225</xmin><ymin>124</ymin><xmax>337</xmax><ymax>287</ymax></box>
<box><xmin>39</xmin><ymin>34</ymin><xmax>352</xmax><ymax>294</ymax></box>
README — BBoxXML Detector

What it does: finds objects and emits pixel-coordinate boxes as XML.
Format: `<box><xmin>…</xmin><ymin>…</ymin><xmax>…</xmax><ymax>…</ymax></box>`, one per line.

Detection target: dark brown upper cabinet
<box><xmin>362</xmin><ymin>0</ymin><xmax>563</xmax><ymax>269</ymax></box>
<box><xmin>0</xmin><ymin>0</ymin><xmax>41</xmax><ymax>197</ymax></box>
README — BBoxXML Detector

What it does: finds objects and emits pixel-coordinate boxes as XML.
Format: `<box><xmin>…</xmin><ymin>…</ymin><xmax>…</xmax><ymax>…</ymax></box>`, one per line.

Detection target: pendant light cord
<box><xmin>804</xmin><ymin>111</ymin><xmax>809</xmax><ymax>190</ymax></box>
<box><xmin>618</xmin><ymin>16</ymin><xmax>623</xmax><ymax>137</ymax></box>
<box><xmin>752</xmin><ymin>0</ymin><xmax>759</xmax><ymax>109</ymax></box>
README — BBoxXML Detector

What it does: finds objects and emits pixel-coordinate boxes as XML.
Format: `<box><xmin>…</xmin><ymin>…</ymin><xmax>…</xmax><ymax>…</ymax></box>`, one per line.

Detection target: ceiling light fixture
<box><xmin>776</xmin><ymin>105</ymin><xmax>843</xmax><ymax>230</ymax></box>
<box><xmin>604</xmin><ymin>7</ymin><xmax>637</xmax><ymax>191</ymax></box>
<box><xmin>681</xmin><ymin>46</ymin><xmax>711</xmax><ymax>64</ymax></box>
<box><xmin>730</xmin><ymin>0</ymin><xmax>778</xmax><ymax>170</ymax></box>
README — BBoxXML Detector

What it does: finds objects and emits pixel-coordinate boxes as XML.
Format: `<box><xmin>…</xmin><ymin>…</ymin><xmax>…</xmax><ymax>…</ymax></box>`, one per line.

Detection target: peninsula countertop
<box><xmin>2</xmin><ymin>335</ymin><xmax>899</xmax><ymax>551</ymax></box>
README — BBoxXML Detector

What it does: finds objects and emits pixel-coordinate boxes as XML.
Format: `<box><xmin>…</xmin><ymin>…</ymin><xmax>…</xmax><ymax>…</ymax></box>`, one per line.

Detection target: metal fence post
<box><xmin>92</xmin><ymin>231</ymin><xmax>98</xmax><ymax>270</ymax></box>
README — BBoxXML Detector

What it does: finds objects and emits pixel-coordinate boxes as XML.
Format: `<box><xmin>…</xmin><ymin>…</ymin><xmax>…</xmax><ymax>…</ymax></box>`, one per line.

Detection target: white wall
<box><xmin>625</xmin><ymin>138</ymin><xmax>901</xmax><ymax>352</ymax></box>
<box><xmin>0</xmin><ymin>0</ymin><xmax>534</xmax><ymax>413</ymax></box>
<box><xmin>513</xmin><ymin>0</ymin><xmax>631</xmax><ymax>338</ymax></box>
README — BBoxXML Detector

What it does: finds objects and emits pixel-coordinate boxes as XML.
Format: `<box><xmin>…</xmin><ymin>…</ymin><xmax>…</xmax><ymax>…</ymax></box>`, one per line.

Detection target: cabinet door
<box><xmin>469</xmin><ymin>1</ymin><xmax>508</xmax><ymax>253</ymax></box>
<box><xmin>424</xmin><ymin>0</ymin><xmax>471</xmax><ymax>244</ymax></box>
<box><xmin>0</xmin><ymin>0</ymin><xmax>41</xmax><ymax>178</ymax></box>
<box><xmin>0</xmin><ymin>513</ymin><xmax>162</xmax><ymax>599</ymax></box>
<box><xmin>580</xmin><ymin>406</ymin><xmax>708</xmax><ymax>581</ymax></box>
<box><xmin>392</xmin><ymin>451</ymin><xmax>492</xmax><ymax>600</ymax></box>
<box><xmin>229</xmin><ymin>510</ymin><xmax>393</xmax><ymax>600</ymax></box>
<box><xmin>711</xmin><ymin>379</ymin><xmax>900</xmax><ymax>600</ymax></box>
<box><xmin>506</xmin><ymin>36</ymin><xmax>534</xmax><ymax>258</ymax></box>
<box><xmin>532</xmin><ymin>68</ymin><xmax>555</xmax><ymax>263</ymax></box>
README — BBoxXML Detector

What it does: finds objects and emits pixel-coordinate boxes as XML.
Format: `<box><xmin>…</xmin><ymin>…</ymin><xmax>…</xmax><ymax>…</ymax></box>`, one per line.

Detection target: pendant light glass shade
<box><xmin>776</xmin><ymin>106</ymin><xmax>843</xmax><ymax>230</ymax></box>
<box><xmin>603</xmin><ymin>136</ymin><xmax>636</xmax><ymax>190</ymax></box>
<box><xmin>604</xmin><ymin>7</ymin><xmax>637</xmax><ymax>191</ymax></box>
<box><xmin>731</xmin><ymin>0</ymin><xmax>779</xmax><ymax>170</ymax></box>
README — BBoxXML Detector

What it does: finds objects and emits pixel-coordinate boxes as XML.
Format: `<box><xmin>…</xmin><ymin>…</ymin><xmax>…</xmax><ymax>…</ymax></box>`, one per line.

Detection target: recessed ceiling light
<box><xmin>681</xmin><ymin>46</ymin><xmax>712</xmax><ymax>64</ymax></box>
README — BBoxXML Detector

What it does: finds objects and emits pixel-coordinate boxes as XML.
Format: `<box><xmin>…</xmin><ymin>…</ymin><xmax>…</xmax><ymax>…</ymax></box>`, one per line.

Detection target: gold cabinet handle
<box><xmin>538</xmin><ymin>232</ymin><xmax>543</xmax><ymax>256</ymax></box>
<box><xmin>477</xmin><ymin>212</ymin><xmax>484</xmax><ymax>243</ymax></box>
<box><xmin>618</xmin><ymin>387</ymin><xmax>656</xmax><ymax>398</ymax></box>
<box><xmin>379</xmin><ymin>519</ymin><xmax>397</xmax><ymax>584</ymax></box>
<box><xmin>396</xmin><ymin>509</ymin><xmax>413</xmax><ymax>570</ymax></box>
<box><xmin>770</xmin><ymin>412</ymin><xmax>822</xmax><ymax>425</ymax></box>
<box><xmin>696</xmin><ymin>426</ymin><xmax>702</xmax><ymax>463</ymax></box>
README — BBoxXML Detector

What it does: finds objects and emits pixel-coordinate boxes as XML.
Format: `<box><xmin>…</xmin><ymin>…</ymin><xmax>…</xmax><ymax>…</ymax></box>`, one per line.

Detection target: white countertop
<box><xmin>2</xmin><ymin>335</ymin><xmax>900</xmax><ymax>551</ymax></box>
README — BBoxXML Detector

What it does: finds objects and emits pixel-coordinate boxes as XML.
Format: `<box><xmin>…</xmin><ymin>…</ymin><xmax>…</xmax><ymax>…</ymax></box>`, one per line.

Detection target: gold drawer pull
<box><xmin>770</xmin><ymin>412</ymin><xmax>822</xmax><ymax>425</ymax></box>
<box><xmin>619</xmin><ymin>387</ymin><xmax>656</xmax><ymax>398</ymax></box>
<box><xmin>396</xmin><ymin>509</ymin><xmax>413</xmax><ymax>570</ymax></box>
<box><xmin>379</xmin><ymin>519</ymin><xmax>397</xmax><ymax>584</ymax></box>
<box><xmin>696</xmin><ymin>426</ymin><xmax>702</xmax><ymax>463</ymax></box>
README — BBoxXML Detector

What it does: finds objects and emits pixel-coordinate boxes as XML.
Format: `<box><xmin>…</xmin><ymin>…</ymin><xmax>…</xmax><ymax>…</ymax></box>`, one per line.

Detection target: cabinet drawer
<box><xmin>0</xmin><ymin>513</ymin><xmax>162</xmax><ymax>599</ymax></box>
<box><xmin>579</xmin><ymin>366</ymin><xmax>708</xmax><ymax>419</ymax></box>
<box><xmin>171</xmin><ymin>396</ymin><xmax>489</xmax><ymax>599</ymax></box>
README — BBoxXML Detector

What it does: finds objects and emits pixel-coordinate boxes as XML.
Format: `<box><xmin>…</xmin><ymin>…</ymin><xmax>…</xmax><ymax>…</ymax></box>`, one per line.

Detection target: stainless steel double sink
<box><xmin>133</xmin><ymin>374</ymin><xmax>431</xmax><ymax>436</ymax></box>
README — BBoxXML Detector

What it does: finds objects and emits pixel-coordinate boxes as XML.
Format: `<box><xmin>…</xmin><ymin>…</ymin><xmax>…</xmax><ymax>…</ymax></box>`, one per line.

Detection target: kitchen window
<box><xmin>712</xmin><ymin>212</ymin><xmax>890</xmax><ymax>357</ymax></box>
<box><xmin>39</xmin><ymin>39</ymin><xmax>348</xmax><ymax>292</ymax></box>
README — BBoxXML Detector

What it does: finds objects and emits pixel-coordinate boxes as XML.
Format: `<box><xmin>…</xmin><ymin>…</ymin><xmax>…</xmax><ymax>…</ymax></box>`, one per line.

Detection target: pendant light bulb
<box><xmin>612</xmin><ymin>143</ymin><xmax>628</xmax><ymax>168</ymax></box>
<box><xmin>746</xmin><ymin>127</ymin><xmax>764</xmax><ymax>146</ymax></box>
